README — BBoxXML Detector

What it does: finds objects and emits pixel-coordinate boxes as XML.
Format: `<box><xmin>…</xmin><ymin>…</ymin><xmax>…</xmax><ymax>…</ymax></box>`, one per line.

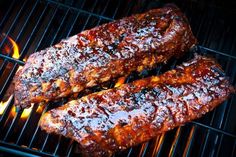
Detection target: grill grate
<box><xmin>0</xmin><ymin>0</ymin><xmax>235</xmax><ymax>156</ymax></box>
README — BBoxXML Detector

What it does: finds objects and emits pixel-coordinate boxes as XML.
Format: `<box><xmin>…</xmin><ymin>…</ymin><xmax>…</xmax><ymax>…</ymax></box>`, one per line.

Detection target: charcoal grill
<box><xmin>0</xmin><ymin>0</ymin><xmax>236</xmax><ymax>156</ymax></box>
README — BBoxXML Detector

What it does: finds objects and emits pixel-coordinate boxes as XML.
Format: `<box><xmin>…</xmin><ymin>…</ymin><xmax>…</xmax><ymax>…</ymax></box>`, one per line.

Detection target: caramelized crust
<box><xmin>39</xmin><ymin>55</ymin><xmax>235</xmax><ymax>156</ymax></box>
<box><xmin>14</xmin><ymin>4</ymin><xmax>196</xmax><ymax>108</ymax></box>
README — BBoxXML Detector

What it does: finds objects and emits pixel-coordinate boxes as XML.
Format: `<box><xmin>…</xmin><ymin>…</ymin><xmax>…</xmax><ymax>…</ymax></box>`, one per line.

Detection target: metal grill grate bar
<box><xmin>198</xmin><ymin>46</ymin><xmax>236</xmax><ymax>60</ymax></box>
<box><xmin>0</xmin><ymin>0</ymin><xmax>17</xmax><ymax>27</ymax></box>
<box><xmin>168</xmin><ymin>127</ymin><xmax>182</xmax><ymax>157</ymax></box>
<box><xmin>52</xmin><ymin>136</ymin><xmax>62</xmax><ymax>155</ymax></box>
<box><xmin>0</xmin><ymin>0</ymin><xmax>28</xmax><ymax>48</ymax></box>
<box><xmin>112</xmin><ymin>1</ymin><xmax>121</xmax><ymax>19</ymax></box>
<box><xmin>65</xmin><ymin>0</ymin><xmax>87</xmax><ymax>38</ymax></box>
<box><xmin>0</xmin><ymin>95</ymin><xmax>14</xmax><ymax>125</ymax></box>
<box><xmin>190</xmin><ymin>121</ymin><xmax>236</xmax><ymax>138</ymax></box>
<box><xmin>0</xmin><ymin>64</ymin><xmax>18</xmax><ymax>98</ymax></box>
<box><xmin>15</xmin><ymin>105</ymin><xmax>38</xmax><ymax>145</ymax></box>
<box><xmin>66</xmin><ymin>13</ymin><xmax>80</xmax><ymax>37</ymax></box>
<box><xmin>231</xmin><ymin>141</ymin><xmax>236</xmax><ymax>157</ymax></box>
<box><xmin>40</xmin><ymin>133</ymin><xmax>49</xmax><ymax>151</ymax></box>
<box><xmin>66</xmin><ymin>140</ymin><xmax>74</xmax><ymax>157</ymax></box>
<box><xmin>182</xmin><ymin>126</ymin><xmax>197</xmax><ymax>157</ymax></box>
<box><xmin>28</xmin><ymin>106</ymin><xmax>49</xmax><ymax>148</ymax></box>
<box><xmin>51</xmin><ymin>10</ymin><xmax>70</xmax><ymax>44</ymax></box>
<box><xmin>95</xmin><ymin>0</ymin><xmax>111</xmax><ymax>25</ymax></box>
<box><xmin>32</xmin><ymin>6</ymin><xmax>58</xmax><ymax>52</ymax></box>
<box><xmin>9</xmin><ymin>0</ymin><xmax>40</xmax><ymax>52</ymax></box>
<box><xmin>0</xmin><ymin>141</ymin><xmax>54</xmax><ymax>157</ymax></box>
<box><xmin>46</xmin><ymin>0</ymin><xmax>114</xmax><ymax>21</ymax></box>
<box><xmin>0</xmin><ymin>54</ymin><xmax>24</xmax><ymax>65</ymax></box>
<box><xmin>126</xmin><ymin>147</ymin><xmax>132</xmax><ymax>157</ymax></box>
<box><xmin>15</xmin><ymin>2</ymin><xmax>50</xmax><ymax>61</ymax></box>
<box><xmin>3</xmin><ymin>110</ymin><xmax>22</xmax><ymax>141</ymax></box>
<box><xmin>80</xmin><ymin>0</ymin><xmax>99</xmax><ymax>32</ymax></box>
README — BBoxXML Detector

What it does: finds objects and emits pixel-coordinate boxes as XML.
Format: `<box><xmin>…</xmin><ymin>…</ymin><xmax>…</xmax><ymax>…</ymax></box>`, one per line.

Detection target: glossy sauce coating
<box><xmin>39</xmin><ymin>55</ymin><xmax>235</xmax><ymax>156</ymax></box>
<box><xmin>14</xmin><ymin>4</ymin><xmax>196</xmax><ymax>108</ymax></box>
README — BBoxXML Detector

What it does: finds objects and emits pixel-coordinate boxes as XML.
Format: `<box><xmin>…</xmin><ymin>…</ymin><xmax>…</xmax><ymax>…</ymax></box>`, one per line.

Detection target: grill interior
<box><xmin>0</xmin><ymin>0</ymin><xmax>236</xmax><ymax>156</ymax></box>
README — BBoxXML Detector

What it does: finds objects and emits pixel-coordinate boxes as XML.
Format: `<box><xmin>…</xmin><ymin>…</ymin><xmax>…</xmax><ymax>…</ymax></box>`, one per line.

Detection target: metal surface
<box><xmin>0</xmin><ymin>0</ymin><xmax>235</xmax><ymax>156</ymax></box>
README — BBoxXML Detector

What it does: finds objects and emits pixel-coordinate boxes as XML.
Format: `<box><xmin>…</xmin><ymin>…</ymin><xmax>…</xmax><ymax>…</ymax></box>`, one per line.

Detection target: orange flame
<box><xmin>114</xmin><ymin>76</ymin><xmax>126</xmax><ymax>88</ymax></box>
<box><xmin>36</xmin><ymin>105</ymin><xmax>44</xmax><ymax>113</ymax></box>
<box><xmin>20</xmin><ymin>105</ymin><xmax>33</xmax><ymax>119</ymax></box>
<box><xmin>0</xmin><ymin>95</ymin><xmax>13</xmax><ymax>115</ymax></box>
<box><xmin>7</xmin><ymin>36</ymin><xmax>20</xmax><ymax>59</ymax></box>
<box><xmin>10</xmin><ymin>106</ymin><xmax>16</xmax><ymax>117</ymax></box>
<box><xmin>0</xmin><ymin>36</ymin><xmax>32</xmax><ymax>119</ymax></box>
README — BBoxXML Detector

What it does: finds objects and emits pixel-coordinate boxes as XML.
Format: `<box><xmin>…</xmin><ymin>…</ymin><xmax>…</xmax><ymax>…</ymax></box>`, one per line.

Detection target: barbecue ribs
<box><xmin>14</xmin><ymin>4</ymin><xmax>196</xmax><ymax>108</ymax></box>
<box><xmin>39</xmin><ymin>55</ymin><xmax>234</xmax><ymax>156</ymax></box>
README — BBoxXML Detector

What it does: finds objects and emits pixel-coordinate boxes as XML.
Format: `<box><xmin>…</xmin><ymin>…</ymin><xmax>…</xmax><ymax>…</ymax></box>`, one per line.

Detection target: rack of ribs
<box><xmin>39</xmin><ymin>55</ymin><xmax>235</xmax><ymax>156</ymax></box>
<box><xmin>14</xmin><ymin>4</ymin><xmax>196</xmax><ymax>109</ymax></box>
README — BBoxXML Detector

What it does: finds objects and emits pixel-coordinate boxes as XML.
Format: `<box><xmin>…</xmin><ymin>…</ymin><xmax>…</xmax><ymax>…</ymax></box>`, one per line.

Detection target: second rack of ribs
<box><xmin>39</xmin><ymin>55</ymin><xmax>235</xmax><ymax>156</ymax></box>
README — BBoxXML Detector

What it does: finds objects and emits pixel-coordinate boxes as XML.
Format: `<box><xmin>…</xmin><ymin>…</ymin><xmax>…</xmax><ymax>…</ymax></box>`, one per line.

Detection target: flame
<box><xmin>7</xmin><ymin>36</ymin><xmax>20</xmax><ymax>59</ymax></box>
<box><xmin>20</xmin><ymin>105</ymin><xmax>33</xmax><ymax>119</ymax></box>
<box><xmin>114</xmin><ymin>76</ymin><xmax>126</xmax><ymax>88</ymax></box>
<box><xmin>36</xmin><ymin>105</ymin><xmax>44</xmax><ymax>113</ymax></box>
<box><xmin>0</xmin><ymin>36</ymin><xmax>29</xmax><ymax>119</ymax></box>
<box><xmin>10</xmin><ymin>106</ymin><xmax>16</xmax><ymax>117</ymax></box>
<box><xmin>9</xmin><ymin>104</ymin><xmax>34</xmax><ymax>119</ymax></box>
<box><xmin>0</xmin><ymin>95</ymin><xmax>13</xmax><ymax>115</ymax></box>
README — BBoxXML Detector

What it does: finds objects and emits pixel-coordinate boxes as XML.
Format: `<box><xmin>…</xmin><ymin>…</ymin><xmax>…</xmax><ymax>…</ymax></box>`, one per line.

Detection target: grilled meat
<box><xmin>39</xmin><ymin>55</ymin><xmax>235</xmax><ymax>156</ymax></box>
<box><xmin>14</xmin><ymin>4</ymin><xmax>196</xmax><ymax>109</ymax></box>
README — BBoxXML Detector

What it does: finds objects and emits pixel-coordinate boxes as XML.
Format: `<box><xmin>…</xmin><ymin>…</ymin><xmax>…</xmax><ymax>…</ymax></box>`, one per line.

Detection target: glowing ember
<box><xmin>20</xmin><ymin>105</ymin><xmax>33</xmax><ymax>119</ymax></box>
<box><xmin>7</xmin><ymin>36</ymin><xmax>20</xmax><ymax>59</ymax></box>
<box><xmin>114</xmin><ymin>76</ymin><xmax>126</xmax><ymax>88</ymax></box>
<box><xmin>0</xmin><ymin>95</ymin><xmax>13</xmax><ymax>115</ymax></box>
